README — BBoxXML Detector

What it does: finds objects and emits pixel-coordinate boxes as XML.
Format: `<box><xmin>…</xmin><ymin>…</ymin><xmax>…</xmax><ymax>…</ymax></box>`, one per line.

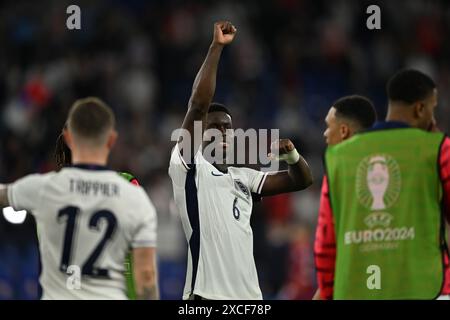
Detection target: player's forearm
<box><xmin>132</xmin><ymin>247</ymin><xmax>159</xmax><ymax>300</ymax></box>
<box><xmin>0</xmin><ymin>184</ymin><xmax>10</xmax><ymax>207</ymax></box>
<box><xmin>287</xmin><ymin>155</ymin><xmax>313</xmax><ymax>190</ymax></box>
<box><xmin>135</xmin><ymin>270</ymin><xmax>159</xmax><ymax>300</ymax></box>
<box><xmin>136</xmin><ymin>283</ymin><xmax>159</xmax><ymax>300</ymax></box>
<box><xmin>261</xmin><ymin>140</ymin><xmax>313</xmax><ymax>195</ymax></box>
<box><xmin>188</xmin><ymin>43</ymin><xmax>224</xmax><ymax>113</ymax></box>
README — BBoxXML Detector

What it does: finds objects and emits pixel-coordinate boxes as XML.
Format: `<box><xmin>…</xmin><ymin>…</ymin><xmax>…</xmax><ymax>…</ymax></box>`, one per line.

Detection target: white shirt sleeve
<box><xmin>239</xmin><ymin>167</ymin><xmax>268</xmax><ymax>195</ymax></box>
<box><xmin>7</xmin><ymin>174</ymin><xmax>46</xmax><ymax>212</ymax></box>
<box><xmin>168</xmin><ymin>144</ymin><xmax>191</xmax><ymax>188</ymax></box>
<box><xmin>131</xmin><ymin>190</ymin><xmax>158</xmax><ymax>248</ymax></box>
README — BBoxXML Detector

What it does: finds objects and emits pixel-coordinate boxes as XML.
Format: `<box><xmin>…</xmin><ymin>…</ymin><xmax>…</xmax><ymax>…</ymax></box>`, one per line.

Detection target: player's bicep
<box><xmin>239</xmin><ymin>167</ymin><xmax>267</xmax><ymax>195</ymax></box>
<box><xmin>131</xmin><ymin>195</ymin><xmax>157</xmax><ymax>249</ymax></box>
<box><xmin>260</xmin><ymin>171</ymin><xmax>298</xmax><ymax>196</ymax></box>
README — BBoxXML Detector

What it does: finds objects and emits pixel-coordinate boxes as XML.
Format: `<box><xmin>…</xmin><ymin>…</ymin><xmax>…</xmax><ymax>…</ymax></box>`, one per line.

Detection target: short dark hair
<box><xmin>333</xmin><ymin>95</ymin><xmax>377</xmax><ymax>129</ymax></box>
<box><xmin>208</xmin><ymin>102</ymin><xmax>232</xmax><ymax>118</ymax></box>
<box><xmin>67</xmin><ymin>97</ymin><xmax>115</xmax><ymax>143</ymax></box>
<box><xmin>387</xmin><ymin>69</ymin><xmax>436</xmax><ymax>104</ymax></box>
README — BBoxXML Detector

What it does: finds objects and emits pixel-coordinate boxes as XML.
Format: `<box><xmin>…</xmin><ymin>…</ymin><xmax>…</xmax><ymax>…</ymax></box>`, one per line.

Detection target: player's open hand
<box><xmin>213</xmin><ymin>21</ymin><xmax>237</xmax><ymax>46</ymax></box>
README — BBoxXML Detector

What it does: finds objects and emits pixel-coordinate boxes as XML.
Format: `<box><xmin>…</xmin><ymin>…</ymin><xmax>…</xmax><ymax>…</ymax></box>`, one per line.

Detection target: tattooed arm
<box><xmin>132</xmin><ymin>247</ymin><xmax>159</xmax><ymax>300</ymax></box>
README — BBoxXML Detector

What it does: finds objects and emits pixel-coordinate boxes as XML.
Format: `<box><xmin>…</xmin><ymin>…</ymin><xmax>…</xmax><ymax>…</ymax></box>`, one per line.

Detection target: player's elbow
<box><xmin>294</xmin><ymin>173</ymin><xmax>313</xmax><ymax>191</ymax></box>
<box><xmin>186</xmin><ymin>103</ymin><xmax>208</xmax><ymax>121</ymax></box>
<box><xmin>304</xmin><ymin>174</ymin><xmax>314</xmax><ymax>189</ymax></box>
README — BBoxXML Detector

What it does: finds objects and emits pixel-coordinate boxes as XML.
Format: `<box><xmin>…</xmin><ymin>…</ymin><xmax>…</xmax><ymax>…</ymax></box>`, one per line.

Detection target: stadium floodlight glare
<box><xmin>2</xmin><ymin>206</ymin><xmax>27</xmax><ymax>224</ymax></box>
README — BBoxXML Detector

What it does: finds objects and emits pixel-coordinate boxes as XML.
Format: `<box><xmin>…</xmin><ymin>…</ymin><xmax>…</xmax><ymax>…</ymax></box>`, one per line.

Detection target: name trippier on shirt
<box><xmin>69</xmin><ymin>179</ymin><xmax>119</xmax><ymax>197</ymax></box>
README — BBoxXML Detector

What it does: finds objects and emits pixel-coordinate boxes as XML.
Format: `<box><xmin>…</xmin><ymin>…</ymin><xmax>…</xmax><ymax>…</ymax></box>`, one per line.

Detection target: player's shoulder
<box><xmin>113</xmin><ymin>173</ymin><xmax>143</xmax><ymax>192</ymax></box>
<box><xmin>326</xmin><ymin>131</ymin><xmax>376</xmax><ymax>156</ymax></box>
<box><xmin>169</xmin><ymin>143</ymin><xmax>191</xmax><ymax>171</ymax></box>
<box><xmin>227</xmin><ymin>166</ymin><xmax>263</xmax><ymax>187</ymax></box>
<box><xmin>419</xmin><ymin>131</ymin><xmax>448</xmax><ymax>149</ymax></box>
<box><xmin>228</xmin><ymin>165</ymin><xmax>259</xmax><ymax>175</ymax></box>
<box><xmin>19</xmin><ymin>171</ymin><xmax>59</xmax><ymax>185</ymax></box>
<box><xmin>121</xmin><ymin>183</ymin><xmax>156</xmax><ymax>218</ymax></box>
<box><xmin>116</xmin><ymin>176</ymin><xmax>150</xmax><ymax>201</ymax></box>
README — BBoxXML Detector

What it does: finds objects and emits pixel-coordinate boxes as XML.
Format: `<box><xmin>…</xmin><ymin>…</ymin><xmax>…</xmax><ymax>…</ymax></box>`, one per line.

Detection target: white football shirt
<box><xmin>7</xmin><ymin>166</ymin><xmax>157</xmax><ymax>300</ymax></box>
<box><xmin>169</xmin><ymin>144</ymin><xmax>267</xmax><ymax>300</ymax></box>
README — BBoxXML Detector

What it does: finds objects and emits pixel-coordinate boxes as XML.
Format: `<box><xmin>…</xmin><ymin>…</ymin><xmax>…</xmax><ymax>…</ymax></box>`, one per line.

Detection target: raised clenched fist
<box><xmin>270</xmin><ymin>139</ymin><xmax>295</xmax><ymax>156</ymax></box>
<box><xmin>212</xmin><ymin>21</ymin><xmax>237</xmax><ymax>46</ymax></box>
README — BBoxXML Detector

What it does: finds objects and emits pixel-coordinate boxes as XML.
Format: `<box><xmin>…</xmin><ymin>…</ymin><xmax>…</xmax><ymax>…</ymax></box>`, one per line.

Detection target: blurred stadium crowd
<box><xmin>0</xmin><ymin>0</ymin><xmax>449</xmax><ymax>299</ymax></box>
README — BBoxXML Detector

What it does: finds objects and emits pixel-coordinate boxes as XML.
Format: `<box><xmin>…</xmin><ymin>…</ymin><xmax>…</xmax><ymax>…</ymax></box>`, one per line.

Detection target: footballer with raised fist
<box><xmin>169</xmin><ymin>21</ymin><xmax>313</xmax><ymax>300</ymax></box>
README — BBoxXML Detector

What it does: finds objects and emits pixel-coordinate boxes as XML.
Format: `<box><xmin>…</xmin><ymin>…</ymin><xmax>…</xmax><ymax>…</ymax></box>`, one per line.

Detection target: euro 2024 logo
<box><xmin>356</xmin><ymin>155</ymin><xmax>401</xmax><ymax>228</ymax></box>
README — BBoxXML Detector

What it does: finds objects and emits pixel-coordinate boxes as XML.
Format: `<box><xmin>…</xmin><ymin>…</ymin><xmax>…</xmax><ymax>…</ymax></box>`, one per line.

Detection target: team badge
<box><xmin>234</xmin><ymin>179</ymin><xmax>250</xmax><ymax>199</ymax></box>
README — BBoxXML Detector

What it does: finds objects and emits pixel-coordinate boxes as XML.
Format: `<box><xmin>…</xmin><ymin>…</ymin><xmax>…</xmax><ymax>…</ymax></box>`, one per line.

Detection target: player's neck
<box><xmin>71</xmin><ymin>149</ymin><xmax>109</xmax><ymax>167</ymax></box>
<box><xmin>213</xmin><ymin>163</ymin><xmax>229</xmax><ymax>173</ymax></box>
<box><xmin>386</xmin><ymin>106</ymin><xmax>414</xmax><ymax>127</ymax></box>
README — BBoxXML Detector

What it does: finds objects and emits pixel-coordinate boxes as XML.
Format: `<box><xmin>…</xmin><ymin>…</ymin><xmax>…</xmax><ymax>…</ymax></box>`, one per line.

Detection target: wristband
<box><xmin>277</xmin><ymin>148</ymin><xmax>300</xmax><ymax>165</ymax></box>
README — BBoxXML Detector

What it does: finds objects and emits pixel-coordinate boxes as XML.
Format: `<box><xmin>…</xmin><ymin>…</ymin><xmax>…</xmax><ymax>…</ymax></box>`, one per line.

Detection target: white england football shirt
<box><xmin>7</xmin><ymin>165</ymin><xmax>157</xmax><ymax>300</ymax></box>
<box><xmin>169</xmin><ymin>144</ymin><xmax>267</xmax><ymax>300</ymax></box>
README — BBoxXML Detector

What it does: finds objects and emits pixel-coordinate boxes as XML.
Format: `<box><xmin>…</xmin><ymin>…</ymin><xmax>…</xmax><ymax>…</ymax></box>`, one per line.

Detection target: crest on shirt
<box><xmin>355</xmin><ymin>154</ymin><xmax>401</xmax><ymax>211</ymax></box>
<box><xmin>234</xmin><ymin>179</ymin><xmax>250</xmax><ymax>199</ymax></box>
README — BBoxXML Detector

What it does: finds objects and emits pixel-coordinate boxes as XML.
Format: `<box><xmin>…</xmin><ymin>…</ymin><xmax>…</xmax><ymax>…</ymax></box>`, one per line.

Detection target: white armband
<box><xmin>275</xmin><ymin>148</ymin><xmax>300</xmax><ymax>165</ymax></box>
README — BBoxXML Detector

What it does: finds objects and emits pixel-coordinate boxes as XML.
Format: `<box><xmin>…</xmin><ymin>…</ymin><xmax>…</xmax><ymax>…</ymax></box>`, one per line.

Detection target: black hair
<box><xmin>333</xmin><ymin>95</ymin><xmax>377</xmax><ymax>129</ymax></box>
<box><xmin>208</xmin><ymin>102</ymin><xmax>232</xmax><ymax>118</ymax></box>
<box><xmin>55</xmin><ymin>131</ymin><xmax>72</xmax><ymax>170</ymax></box>
<box><xmin>387</xmin><ymin>69</ymin><xmax>436</xmax><ymax>104</ymax></box>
